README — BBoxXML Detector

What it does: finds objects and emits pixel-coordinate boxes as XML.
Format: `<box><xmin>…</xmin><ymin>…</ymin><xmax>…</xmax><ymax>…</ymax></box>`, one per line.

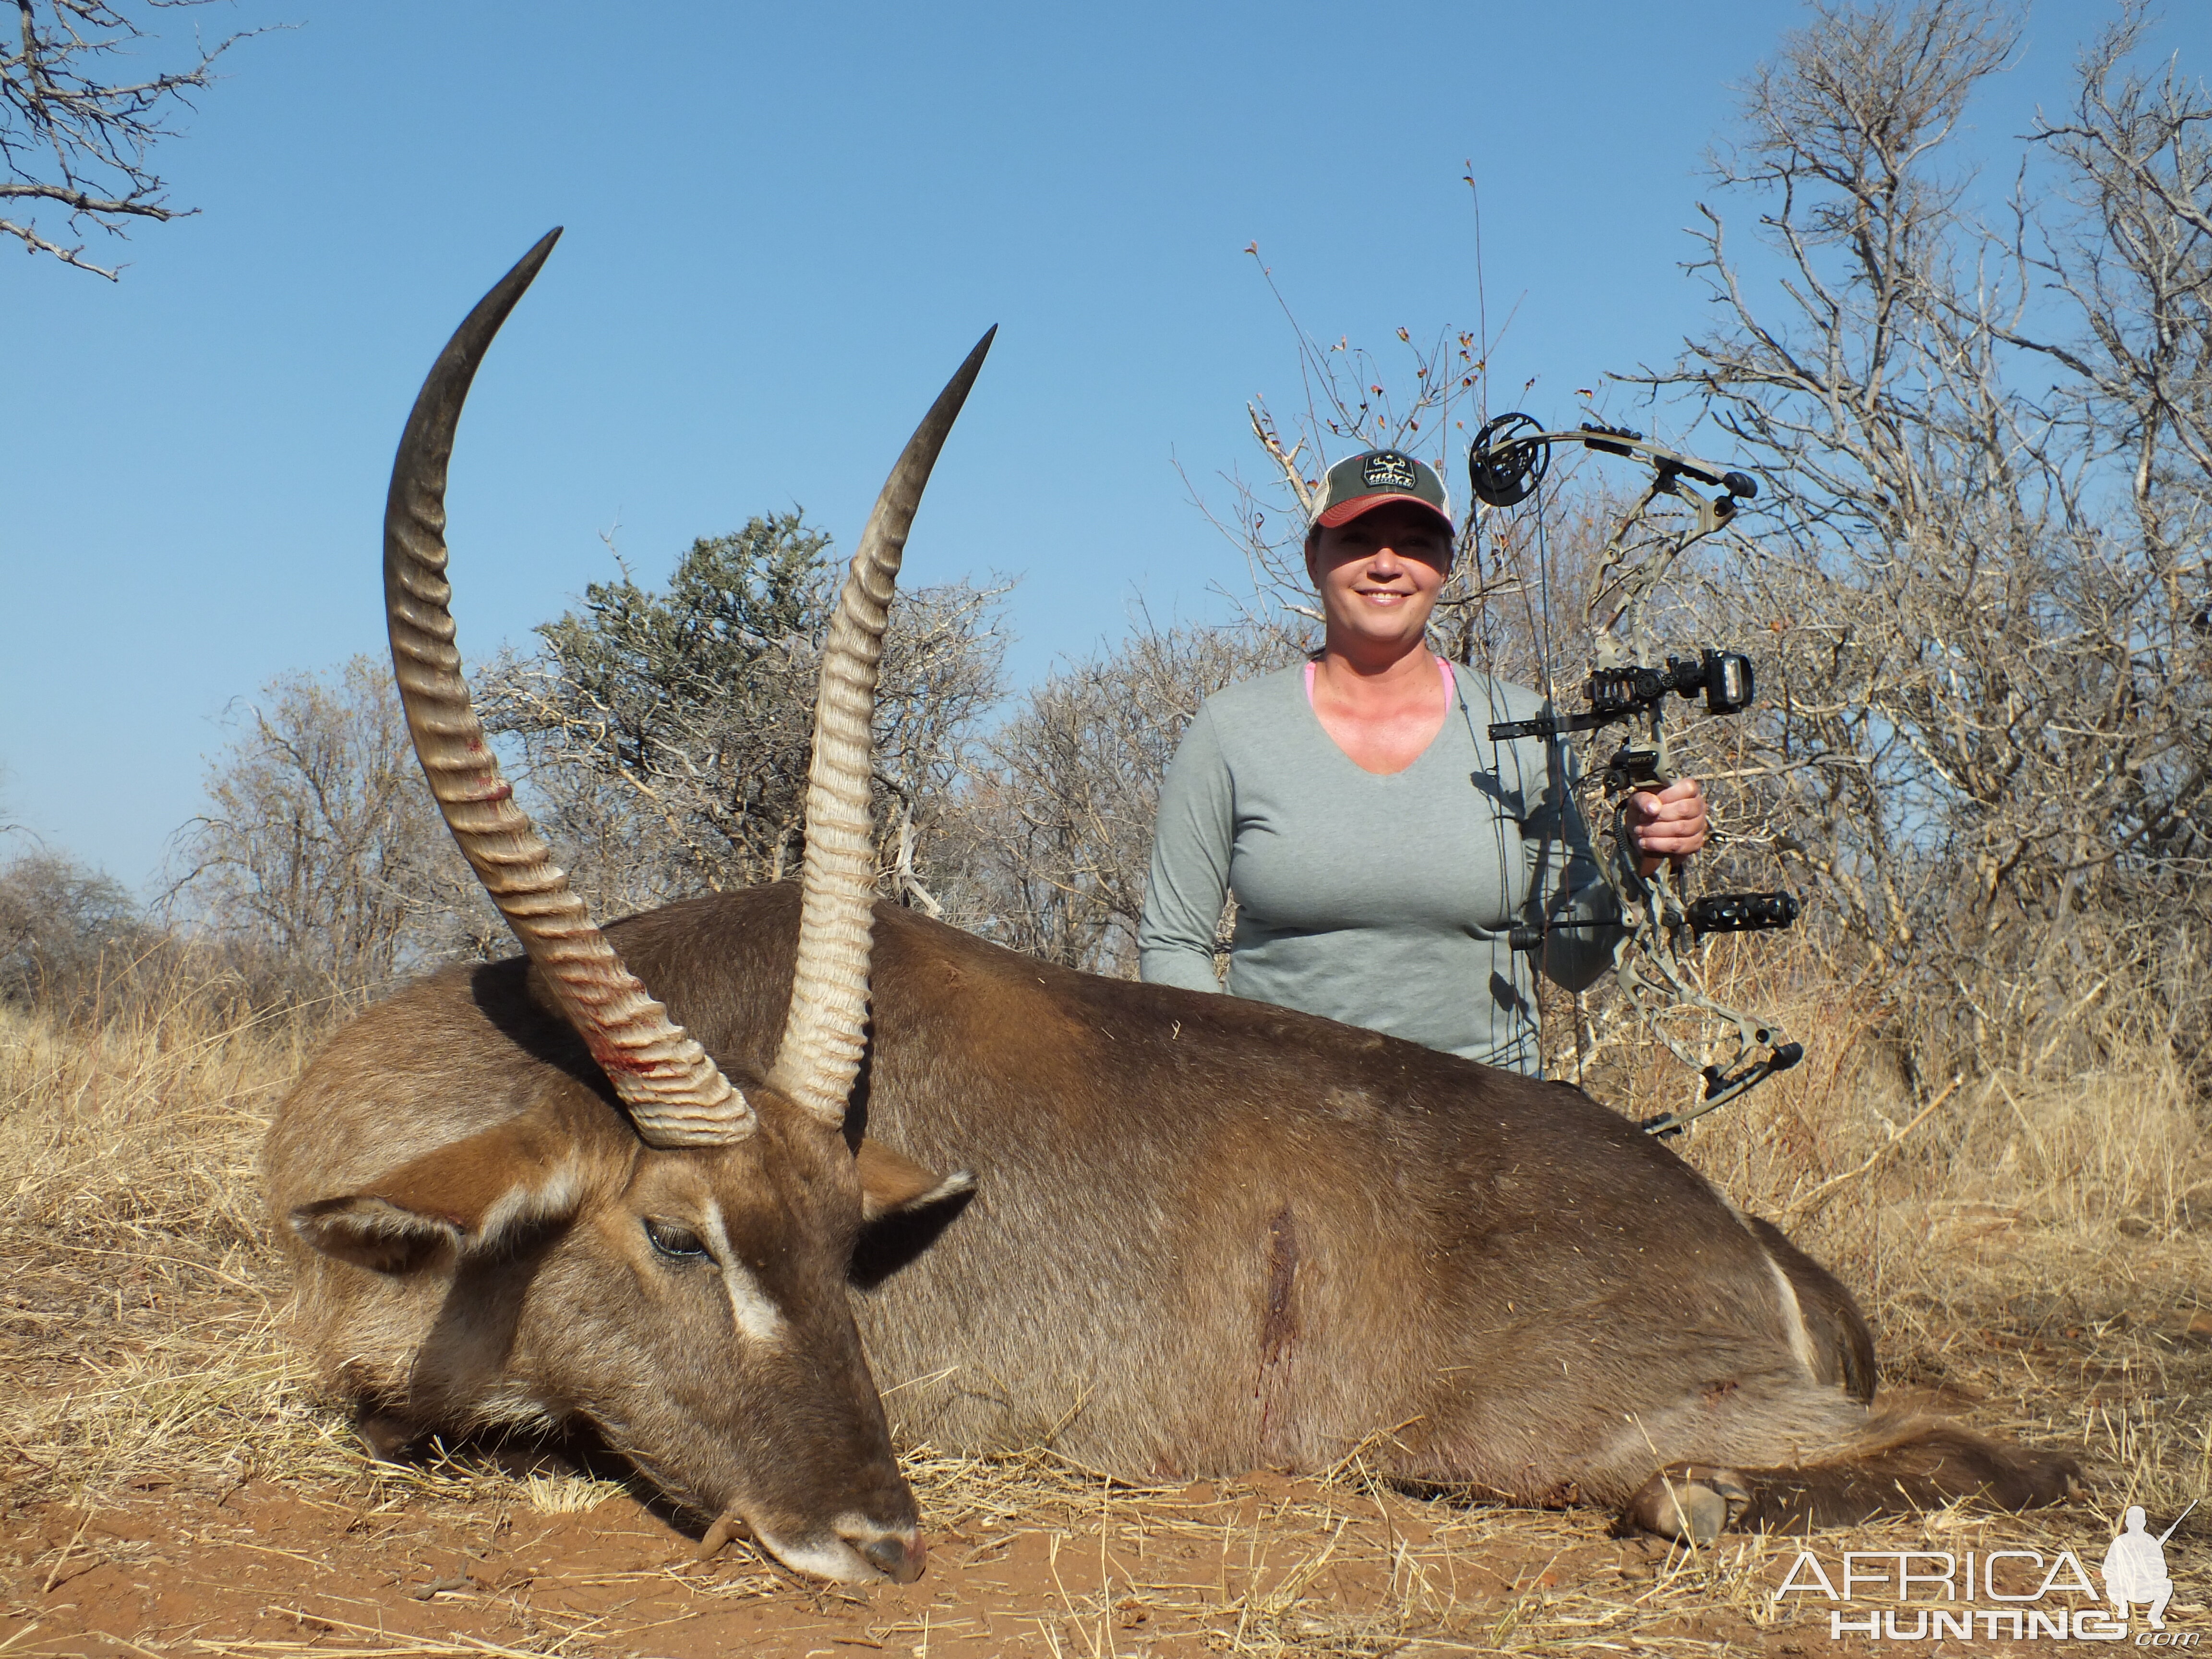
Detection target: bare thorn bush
<box><xmin>1627</xmin><ymin>0</ymin><xmax>2212</xmax><ymax>1089</ymax></box>
<box><xmin>168</xmin><ymin>657</ymin><xmax>498</xmax><ymax>1006</ymax></box>
<box><xmin>944</xmin><ymin>618</ymin><xmax>1299</xmax><ymax>975</ymax></box>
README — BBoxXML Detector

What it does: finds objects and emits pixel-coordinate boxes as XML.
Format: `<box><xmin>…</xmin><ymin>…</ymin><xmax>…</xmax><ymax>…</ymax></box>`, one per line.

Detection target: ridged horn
<box><xmin>384</xmin><ymin>229</ymin><xmax>754</xmax><ymax>1149</ymax></box>
<box><xmin>768</xmin><ymin>328</ymin><xmax>997</xmax><ymax>1125</ymax></box>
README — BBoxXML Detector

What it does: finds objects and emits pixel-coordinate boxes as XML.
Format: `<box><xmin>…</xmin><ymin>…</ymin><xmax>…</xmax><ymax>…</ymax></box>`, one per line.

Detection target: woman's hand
<box><xmin>1627</xmin><ymin>777</ymin><xmax>1709</xmax><ymax>877</ymax></box>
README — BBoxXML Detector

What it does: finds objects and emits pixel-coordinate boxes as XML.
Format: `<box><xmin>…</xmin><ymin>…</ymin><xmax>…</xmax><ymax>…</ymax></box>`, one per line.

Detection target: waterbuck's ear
<box><xmin>291</xmin><ymin>1112</ymin><xmax>587</xmax><ymax>1274</ymax></box>
<box><xmin>855</xmin><ymin>1138</ymin><xmax>975</xmax><ymax>1222</ymax></box>
<box><xmin>850</xmin><ymin>1139</ymin><xmax>975</xmax><ymax>1292</ymax></box>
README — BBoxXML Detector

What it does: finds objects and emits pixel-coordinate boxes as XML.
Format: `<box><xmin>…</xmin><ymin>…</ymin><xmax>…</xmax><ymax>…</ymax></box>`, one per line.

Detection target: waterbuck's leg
<box><xmin>1733</xmin><ymin>1420</ymin><xmax>2081</xmax><ymax>1531</ymax></box>
<box><xmin>1622</xmin><ymin>1419</ymin><xmax>2081</xmax><ymax>1541</ymax></box>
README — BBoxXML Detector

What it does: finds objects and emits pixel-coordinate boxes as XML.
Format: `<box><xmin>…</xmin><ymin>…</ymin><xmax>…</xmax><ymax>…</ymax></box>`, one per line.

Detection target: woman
<box><xmin>1135</xmin><ymin>446</ymin><xmax>1709</xmax><ymax>1074</ymax></box>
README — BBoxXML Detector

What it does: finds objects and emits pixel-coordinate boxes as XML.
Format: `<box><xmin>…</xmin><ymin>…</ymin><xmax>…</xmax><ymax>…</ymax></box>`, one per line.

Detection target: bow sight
<box><xmin>1491</xmin><ymin>649</ymin><xmax>1754</xmax><ymax>740</ymax></box>
<box><xmin>1467</xmin><ymin>411</ymin><xmax>1803</xmax><ymax>1131</ymax></box>
<box><xmin>1502</xmin><ymin>651</ymin><xmax>1757</xmax><ymax>797</ymax></box>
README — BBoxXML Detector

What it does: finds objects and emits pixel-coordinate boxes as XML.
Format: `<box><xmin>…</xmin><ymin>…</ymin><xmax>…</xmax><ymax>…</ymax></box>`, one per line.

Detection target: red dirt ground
<box><xmin>3</xmin><ymin>1464</ymin><xmax>1840</xmax><ymax>1659</ymax></box>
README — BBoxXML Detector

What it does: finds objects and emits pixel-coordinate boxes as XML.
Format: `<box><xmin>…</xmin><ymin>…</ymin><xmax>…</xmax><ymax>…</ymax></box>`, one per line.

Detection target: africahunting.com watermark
<box><xmin>1774</xmin><ymin>1504</ymin><xmax>2197</xmax><ymax>1643</ymax></box>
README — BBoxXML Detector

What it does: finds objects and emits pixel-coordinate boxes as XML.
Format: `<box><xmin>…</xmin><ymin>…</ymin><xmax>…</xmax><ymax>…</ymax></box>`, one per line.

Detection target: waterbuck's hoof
<box><xmin>697</xmin><ymin>1513</ymin><xmax>752</xmax><ymax>1560</ymax></box>
<box><xmin>356</xmin><ymin>1410</ymin><xmax>421</xmax><ymax>1462</ymax></box>
<box><xmin>1623</xmin><ymin>1465</ymin><xmax>1750</xmax><ymax>1544</ymax></box>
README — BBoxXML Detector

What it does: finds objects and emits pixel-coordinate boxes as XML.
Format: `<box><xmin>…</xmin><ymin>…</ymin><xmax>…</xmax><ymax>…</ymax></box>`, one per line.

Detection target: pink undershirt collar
<box><xmin>1304</xmin><ymin>654</ymin><xmax>1454</xmax><ymax>708</ymax></box>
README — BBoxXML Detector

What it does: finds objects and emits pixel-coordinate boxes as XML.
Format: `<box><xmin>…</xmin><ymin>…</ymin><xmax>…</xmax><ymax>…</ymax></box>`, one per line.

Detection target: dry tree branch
<box><xmin>1</xmin><ymin>0</ymin><xmax>271</xmax><ymax>276</ymax></box>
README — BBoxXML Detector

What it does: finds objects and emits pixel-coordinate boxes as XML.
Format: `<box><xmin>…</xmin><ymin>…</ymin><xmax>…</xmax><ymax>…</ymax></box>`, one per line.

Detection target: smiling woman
<box><xmin>1135</xmin><ymin>447</ymin><xmax>1711</xmax><ymax>1074</ymax></box>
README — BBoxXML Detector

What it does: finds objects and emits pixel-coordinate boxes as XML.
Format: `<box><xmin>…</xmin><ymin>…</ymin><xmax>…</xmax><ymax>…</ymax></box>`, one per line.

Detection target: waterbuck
<box><xmin>269</xmin><ymin>237</ymin><xmax>2076</xmax><ymax>1586</ymax></box>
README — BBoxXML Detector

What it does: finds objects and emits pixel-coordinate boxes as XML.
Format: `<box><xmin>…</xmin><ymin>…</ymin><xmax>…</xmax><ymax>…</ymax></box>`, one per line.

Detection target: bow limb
<box><xmin>1477</xmin><ymin>427</ymin><xmax>1760</xmax><ymax>503</ymax></box>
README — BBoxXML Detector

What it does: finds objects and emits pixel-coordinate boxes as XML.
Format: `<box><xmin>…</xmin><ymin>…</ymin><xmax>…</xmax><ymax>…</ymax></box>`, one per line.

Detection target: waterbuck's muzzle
<box><xmin>751</xmin><ymin>1513</ymin><xmax>928</xmax><ymax>1586</ymax></box>
<box><xmin>701</xmin><ymin>1509</ymin><xmax>926</xmax><ymax>1585</ymax></box>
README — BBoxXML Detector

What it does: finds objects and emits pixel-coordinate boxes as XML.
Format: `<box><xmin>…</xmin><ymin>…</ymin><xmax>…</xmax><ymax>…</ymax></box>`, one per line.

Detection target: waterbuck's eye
<box><xmin>643</xmin><ymin>1219</ymin><xmax>709</xmax><ymax>1261</ymax></box>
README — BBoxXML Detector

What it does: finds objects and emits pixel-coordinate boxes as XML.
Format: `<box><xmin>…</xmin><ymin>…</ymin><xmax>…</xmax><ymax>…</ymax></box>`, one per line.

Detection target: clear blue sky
<box><xmin>2</xmin><ymin>0</ymin><xmax>2193</xmax><ymax>891</ymax></box>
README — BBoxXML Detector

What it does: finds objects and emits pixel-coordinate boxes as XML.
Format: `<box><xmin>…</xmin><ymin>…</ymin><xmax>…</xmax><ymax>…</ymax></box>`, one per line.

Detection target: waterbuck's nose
<box><xmin>852</xmin><ymin>1528</ymin><xmax>926</xmax><ymax>1583</ymax></box>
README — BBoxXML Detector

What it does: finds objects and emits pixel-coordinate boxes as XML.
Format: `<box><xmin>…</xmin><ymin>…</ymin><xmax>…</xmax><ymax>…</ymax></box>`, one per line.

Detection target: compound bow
<box><xmin>1467</xmin><ymin>413</ymin><xmax>1803</xmax><ymax>1135</ymax></box>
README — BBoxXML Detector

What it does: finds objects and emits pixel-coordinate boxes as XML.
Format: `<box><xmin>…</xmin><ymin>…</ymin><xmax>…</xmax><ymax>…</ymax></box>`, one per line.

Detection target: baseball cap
<box><xmin>1310</xmin><ymin>448</ymin><xmax>1454</xmax><ymax>532</ymax></box>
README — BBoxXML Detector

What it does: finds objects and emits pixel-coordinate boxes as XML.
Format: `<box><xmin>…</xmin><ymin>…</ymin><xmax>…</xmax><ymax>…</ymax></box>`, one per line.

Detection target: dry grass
<box><xmin>0</xmin><ymin>988</ymin><xmax>332</xmax><ymax>1500</ymax></box>
<box><xmin>2</xmin><ymin>962</ymin><xmax>2208</xmax><ymax>1656</ymax></box>
<box><xmin>1576</xmin><ymin>943</ymin><xmax>2212</xmax><ymax>1525</ymax></box>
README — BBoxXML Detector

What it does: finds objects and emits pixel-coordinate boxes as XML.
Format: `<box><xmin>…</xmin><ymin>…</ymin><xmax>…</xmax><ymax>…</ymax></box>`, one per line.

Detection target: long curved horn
<box><xmin>384</xmin><ymin>229</ymin><xmax>754</xmax><ymax>1149</ymax></box>
<box><xmin>769</xmin><ymin>329</ymin><xmax>997</xmax><ymax>1125</ymax></box>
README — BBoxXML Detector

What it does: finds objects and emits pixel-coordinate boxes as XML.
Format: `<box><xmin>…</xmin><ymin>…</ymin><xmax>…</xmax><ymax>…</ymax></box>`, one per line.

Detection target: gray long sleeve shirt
<box><xmin>1135</xmin><ymin>661</ymin><xmax>1620</xmax><ymax>1073</ymax></box>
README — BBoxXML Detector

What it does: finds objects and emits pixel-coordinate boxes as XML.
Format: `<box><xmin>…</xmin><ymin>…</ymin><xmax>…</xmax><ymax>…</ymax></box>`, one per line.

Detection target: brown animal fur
<box><xmin>274</xmin><ymin>880</ymin><xmax>2076</xmax><ymax>1540</ymax></box>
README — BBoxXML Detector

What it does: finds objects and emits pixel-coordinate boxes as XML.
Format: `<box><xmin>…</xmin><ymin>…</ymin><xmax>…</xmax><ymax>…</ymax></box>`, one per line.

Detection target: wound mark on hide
<box><xmin>1260</xmin><ymin>1206</ymin><xmax>1299</xmax><ymax>1368</ymax></box>
<box><xmin>1255</xmin><ymin>1205</ymin><xmax>1301</xmax><ymax>1451</ymax></box>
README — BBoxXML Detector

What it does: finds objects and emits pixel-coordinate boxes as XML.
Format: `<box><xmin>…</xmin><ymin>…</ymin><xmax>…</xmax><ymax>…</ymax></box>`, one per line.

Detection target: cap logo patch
<box><xmin>1361</xmin><ymin>452</ymin><xmax>1419</xmax><ymax>490</ymax></box>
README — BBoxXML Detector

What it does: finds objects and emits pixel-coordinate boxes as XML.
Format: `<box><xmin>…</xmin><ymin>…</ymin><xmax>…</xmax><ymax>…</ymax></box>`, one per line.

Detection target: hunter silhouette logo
<box><xmin>2104</xmin><ymin>1503</ymin><xmax>2193</xmax><ymax>1633</ymax></box>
